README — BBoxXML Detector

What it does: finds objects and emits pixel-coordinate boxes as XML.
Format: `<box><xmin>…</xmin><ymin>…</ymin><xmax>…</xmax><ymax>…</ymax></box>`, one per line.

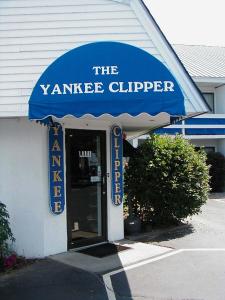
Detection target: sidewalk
<box><xmin>50</xmin><ymin>240</ymin><xmax>170</xmax><ymax>274</ymax></box>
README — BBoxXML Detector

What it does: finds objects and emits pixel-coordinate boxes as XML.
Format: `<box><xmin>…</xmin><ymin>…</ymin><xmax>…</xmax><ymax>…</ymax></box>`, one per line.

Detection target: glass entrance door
<box><xmin>66</xmin><ymin>129</ymin><xmax>107</xmax><ymax>249</ymax></box>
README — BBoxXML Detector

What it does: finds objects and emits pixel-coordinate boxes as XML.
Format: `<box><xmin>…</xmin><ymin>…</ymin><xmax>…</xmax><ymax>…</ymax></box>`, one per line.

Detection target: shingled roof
<box><xmin>173</xmin><ymin>44</ymin><xmax>225</xmax><ymax>78</ymax></box>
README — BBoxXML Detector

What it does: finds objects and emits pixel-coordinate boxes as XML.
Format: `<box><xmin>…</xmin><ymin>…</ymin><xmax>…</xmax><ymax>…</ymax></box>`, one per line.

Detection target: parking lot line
<box><xmin>103</xmin><ymin>249</ymin><xmax>181</xmax><ymax>300</ymax></box>
<box><xmin>182</xmin><ymin>248</ymin><xmax>225</xmax><ymax>251</ymax></box>
<box><xmin>211</xmin><ymin>199</ymin><xmax>225</xmax><ymax>204</ymax></box>
<box><xmin>103</xmin><ymin>248</ymin><xmax>225</xmax><ymax>300</ymax></box>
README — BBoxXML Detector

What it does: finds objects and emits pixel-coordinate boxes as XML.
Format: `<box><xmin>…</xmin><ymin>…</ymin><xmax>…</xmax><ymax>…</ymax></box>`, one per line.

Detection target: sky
<box><xmin>145</xmin><ymin>0</ymin><xmax>225</xmax><ymax>46</ymax></box>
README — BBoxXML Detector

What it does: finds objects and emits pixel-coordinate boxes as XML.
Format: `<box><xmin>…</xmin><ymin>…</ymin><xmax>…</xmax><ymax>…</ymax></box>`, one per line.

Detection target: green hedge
<box><xmin>125</xmin><ymin>135</ymin><xmax>210</xmax><ymax>225</ymax></box>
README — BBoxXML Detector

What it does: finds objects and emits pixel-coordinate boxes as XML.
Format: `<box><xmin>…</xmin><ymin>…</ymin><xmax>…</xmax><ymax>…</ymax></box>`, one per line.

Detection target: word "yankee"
<box><xmin>40</xmin><ymin>80</ymin><xmax>175</xmax><ymax>95</ymax></box>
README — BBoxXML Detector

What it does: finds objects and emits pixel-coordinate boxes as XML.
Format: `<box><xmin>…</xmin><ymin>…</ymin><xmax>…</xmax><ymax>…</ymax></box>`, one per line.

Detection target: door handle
<box><xmin>102</xmin><ymin>175</ymin><xmax>106</xmax><ymax>195</ymax></box>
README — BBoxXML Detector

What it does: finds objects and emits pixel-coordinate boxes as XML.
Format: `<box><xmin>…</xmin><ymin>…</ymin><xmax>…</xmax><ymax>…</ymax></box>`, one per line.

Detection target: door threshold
<box><xmin>69</xmin><ymin>241</ymin><xmax>108</xmax><ymax>252</ymax></box>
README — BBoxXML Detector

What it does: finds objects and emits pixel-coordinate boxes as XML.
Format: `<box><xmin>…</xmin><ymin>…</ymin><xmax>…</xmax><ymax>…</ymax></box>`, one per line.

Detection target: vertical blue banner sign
<box><xmin>111</xmin><ymin>125</ymin><xmax>123</xmax><ymax>206</ymax></box>
<box><xmin>49</xmin><ymin>123</ymin><xmax>65</xmax><ymax>215</ymax></box>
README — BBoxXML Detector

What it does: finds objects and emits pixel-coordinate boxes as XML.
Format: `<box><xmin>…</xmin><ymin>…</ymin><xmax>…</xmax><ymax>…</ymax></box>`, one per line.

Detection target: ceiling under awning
<box><xmin>29</xmin><ymin>42</ymin><xmax>187</xmax><ymax>133</ymax></box>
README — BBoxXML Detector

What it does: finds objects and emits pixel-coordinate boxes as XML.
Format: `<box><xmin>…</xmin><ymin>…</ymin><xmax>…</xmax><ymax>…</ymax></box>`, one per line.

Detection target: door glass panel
<box><xmin>67</xmin><ymin>130</ymin><xmax>106</xmax><ymax>247</ymax></box>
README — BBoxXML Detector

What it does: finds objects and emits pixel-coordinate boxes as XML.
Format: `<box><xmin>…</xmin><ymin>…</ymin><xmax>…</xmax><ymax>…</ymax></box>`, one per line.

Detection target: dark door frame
<box><xmin>65</xmin><ymin>129</ymin><xmax>108</xmax><ymax>249</ymax></box>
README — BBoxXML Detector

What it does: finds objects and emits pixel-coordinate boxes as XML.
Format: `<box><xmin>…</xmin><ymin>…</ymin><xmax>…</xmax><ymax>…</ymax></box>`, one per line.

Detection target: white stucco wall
<box><xmin>0</xmin><ymin>118</ymin><xmax>67</xmax><ymax>257</ymax></box>
<box><xmin>0</xmin><ymin>117</ymin><xmax>124</xmax><ymax>257</ymax></box>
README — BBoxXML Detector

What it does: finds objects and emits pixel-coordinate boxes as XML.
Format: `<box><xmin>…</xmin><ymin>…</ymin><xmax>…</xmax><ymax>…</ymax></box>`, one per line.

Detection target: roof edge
<box><xmin>130</xmin><ymin>0</ymin><xmax>210</xmax><ymax>113</ymax></box>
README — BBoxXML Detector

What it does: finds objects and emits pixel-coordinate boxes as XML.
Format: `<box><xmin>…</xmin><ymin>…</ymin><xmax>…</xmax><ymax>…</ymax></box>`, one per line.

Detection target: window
<box><xmin>138</xmin><ymin>138</ymin><xmax>145</xmax><ymax>146</ymax></box>
<box><xmin>202</xmin><ymin>93</ymin><xmax>214</xmax><ymax>113</ymax></box>
<box><xmin>195</xmin><ymin>146</ymin><xmax>215</xmax><ymax>154</ymax></box>
<box><xmin>204</xmin><ymin>147</ymin><xmax>216</xmax><ymax>154</ymax></box>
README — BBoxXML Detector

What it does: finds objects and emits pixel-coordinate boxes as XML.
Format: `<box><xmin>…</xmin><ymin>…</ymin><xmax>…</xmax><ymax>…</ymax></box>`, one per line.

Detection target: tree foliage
<box><xmin>0</xmin><ymin>202</ymin><xmax>15</xmax><ymax>261</ymax></box>
<box><xmin>125</xmin><ymin>135</ymin><xmax>210</xmax><ymax>225</ymax></box>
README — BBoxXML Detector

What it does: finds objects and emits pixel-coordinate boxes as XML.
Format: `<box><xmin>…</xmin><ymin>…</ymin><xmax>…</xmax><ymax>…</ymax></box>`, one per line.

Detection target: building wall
<box><xmin>0</xmin><ymin>0</ymin><xmax>208</xmax><ymax>257</ymax></box>
<box><xmin>215</xmin><ymin>85</ymin><xmax>225</xmax><ymax>114</ymax></box>
<box><xmin>189</xmin><ymin>139</ymin><xmax>219</xmax><ymax>151</ymax></box>
<box><xmin>0</xmin><ymin>117</ymin><xmax>124</xmax><ymax>257</ymax></box>
<box><xmin>0</xmin><ymin>0</ymin><xmax>164</xmax><ymax>117</ymax></box>
<box><xmin>186</xmin><ymin>83</ymin><xmax>225</xmax><ymax>156</ymax></box>
<box><xmin>217</xmin><ymin>139</ymin><xmax>225</xmax><ymax>155</ymax></box>
<box><xmin>0</xmin><ymin>0</ymin><xmax>161</xmax><ymax>258</ymax></box>
<box><xmin>189</xmin><ymin>139</ymin><xmax>225</xmax><ymax>156</ymax></box>
<box><xmin>132</xmin><ymin>83</ymin><xmax>225</xmax><ymax>157</ymax></box>
<box><xmin>0</xmin><ymin>118</ymin><xmax>66</xmax><ymax>257</ymax></box>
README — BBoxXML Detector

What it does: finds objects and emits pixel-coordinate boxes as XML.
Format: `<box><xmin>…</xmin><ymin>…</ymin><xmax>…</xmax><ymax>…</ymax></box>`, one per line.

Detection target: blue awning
<box><xmin>29</xmin><ymin>42</ymin><xmax>185</xmax><ymax>121</ymax></box>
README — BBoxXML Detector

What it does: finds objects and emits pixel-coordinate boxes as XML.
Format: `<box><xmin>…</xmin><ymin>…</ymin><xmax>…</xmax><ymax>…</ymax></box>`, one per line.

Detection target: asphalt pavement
<box><xmin>1</xmin><ymin>196</ymin><xmax>225</xmax><ymax>300</ymax></box>
<box><xmin>107</xmin><ymin>196</ymin><xmax>225</xmax><ymax>300</ymax></box>
<box><xmin>110</xmin><ymin>250</ymin><xmax>225</xmax><ymax>300</ymax></box>
<box><xmin>0</xmin><ymin>259</ymin><xmax>108</xmax><ymax>300</ymax></box>
<box><xmin>151</xmin><ymin>195</ymin><xmax>225</xmax><ymax>249</ymax></box>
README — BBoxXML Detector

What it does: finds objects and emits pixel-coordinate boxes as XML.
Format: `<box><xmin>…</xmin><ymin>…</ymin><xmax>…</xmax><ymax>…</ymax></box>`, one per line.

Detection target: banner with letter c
<box><xmin>111</xmin><ymin>125</ymin><xmax>123</xmax><ymax>206</ymax></box>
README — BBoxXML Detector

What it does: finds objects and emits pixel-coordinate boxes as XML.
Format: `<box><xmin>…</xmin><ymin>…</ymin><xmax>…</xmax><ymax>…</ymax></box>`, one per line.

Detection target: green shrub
<box><xmin>207</xmin><ymin>152</ymin><xmax>225</xmax><ymax>192</ymax></box>
<box><xmin>0</xmin><ymin>202</ymin><xmax>15</xmax><ymax>267</ymax></box>
<box><xmin>125</xmin><ymin>135</ymin><xmax>210</xmax><ymax>225</ymax></box>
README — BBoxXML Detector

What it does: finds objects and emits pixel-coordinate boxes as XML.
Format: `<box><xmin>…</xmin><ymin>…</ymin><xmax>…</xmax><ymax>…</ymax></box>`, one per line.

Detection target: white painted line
<box><xmin>107</xmin><ymin>249</ymin><xmax>181</xmax><ymax>277</ymax></box>
<box><xmin>103</xmin><ymin>273</ymin><xmax>117</xmax><ymax>300</ymax></box>
<box><xmin>103</xmin><ymin>249</ymin><xmax>180</xmax><ymax>300</ymax></box>
<box><xmin>103</xmin><ymin>248</ymin><xmax>225</xmax><ymax>299</ymax></box>
<box><xmin>182</xmin><ymin>248</ymin><xmax>225</xmax><ymax>251</ymax></box>
<box><xmin>211</xmin><ymin>199</ymin><xmax>225</xmax><ymax>204</ymax></box>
